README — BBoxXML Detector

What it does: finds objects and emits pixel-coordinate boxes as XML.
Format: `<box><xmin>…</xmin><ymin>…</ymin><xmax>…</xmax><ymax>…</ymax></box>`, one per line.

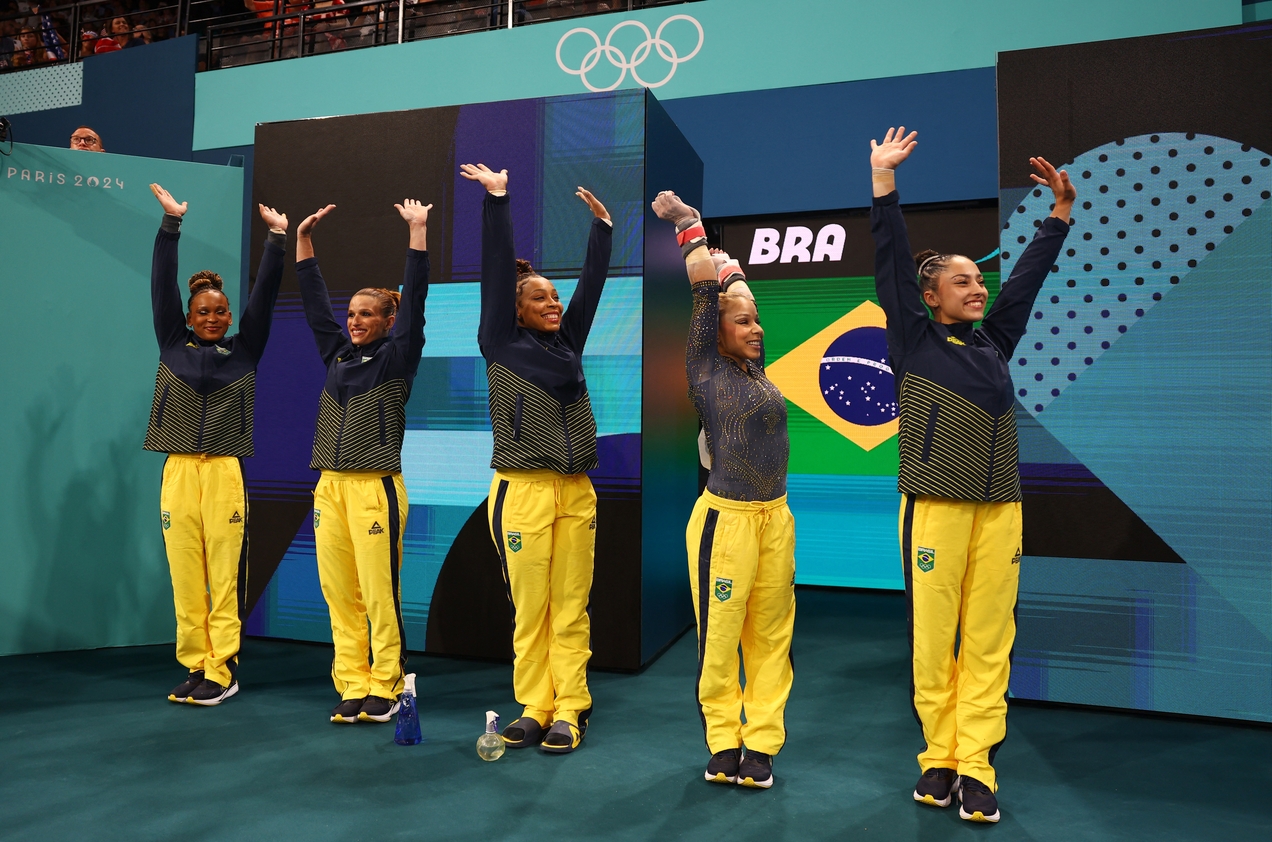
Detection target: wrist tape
<box><xmin>676</xmin><ymin>217</ymin><xmax>707</xmax><ymax>258</ymax></box>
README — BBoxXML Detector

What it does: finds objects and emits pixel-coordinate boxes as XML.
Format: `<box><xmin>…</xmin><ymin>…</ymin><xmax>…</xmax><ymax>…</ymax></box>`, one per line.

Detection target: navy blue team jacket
<box><xmin>478</xmin><ymin>192</ymin><xmax>612</xmax><ymax>475</ymax></box>
<box><xmin>872</xmin><ymin>190</ymin><xmax>1069</xmax><ymax>502</ymax></box>
<box><xmin>296</xmin><ymin>248</ymin><xmax>429</xmax><ymax>473</ymax></box>
<box><xmin>143</xmin><ymin>215</ymin><xmax>284</xmax><ymax>458</ymax></box>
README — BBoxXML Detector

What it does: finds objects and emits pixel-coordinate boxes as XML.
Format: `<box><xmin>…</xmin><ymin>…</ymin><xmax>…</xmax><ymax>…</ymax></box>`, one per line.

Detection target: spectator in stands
<box><xmin>79</xmin><ymin>24</ymin><xmax>98</xmax><ymax>57</ymax></box>
<box><xmin>94</xmin><ymin>17</ymin><xmax>142</xmax><ymax>52</ymax></box>
<box><xmin>12</xmin><ymin>26</ymin><xmax>50</xmax><ymax>65</ymax></box>
<box><xmin>70</xmin><ymin>126</ymin><xmax>105</xmax><ymax>152</ymax></box>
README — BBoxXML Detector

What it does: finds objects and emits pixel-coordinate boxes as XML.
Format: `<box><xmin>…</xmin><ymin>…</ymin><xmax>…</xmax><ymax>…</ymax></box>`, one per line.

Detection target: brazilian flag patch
<box><xmin>917</xmin><ymin>547</ymin><xmax>936</xmax><ymax>573</ymax></box>
<box><xmin>313</xmin><ymin>509</ymin><xmax>321</xmax><ymax>530</ymax></box>
<box><xmin>714</xmin><ymin>577</ymin><xmax>733</xmax><ymax>602</ymax></box>
<box><xmin>507</xmin><ymin>531</ymin><xmax>522</xmax><ymax>553</ymax></box>
<box><xmin>161</xmin><ymin>511</ymin><xmax>171</xmax><ymax>531</ymax></box>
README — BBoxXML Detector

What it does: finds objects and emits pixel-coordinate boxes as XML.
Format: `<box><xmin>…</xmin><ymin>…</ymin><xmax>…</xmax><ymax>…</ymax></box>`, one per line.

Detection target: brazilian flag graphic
<box><xmin>750</xmin><ymin>274</ymin><xmax>1001</xmax><ymax>474</ymax></box>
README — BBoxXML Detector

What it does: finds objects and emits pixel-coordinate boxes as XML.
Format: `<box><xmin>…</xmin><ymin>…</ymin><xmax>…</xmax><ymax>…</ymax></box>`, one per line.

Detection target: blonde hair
<box><xmin>352</xmin><ymin>287</ymin><xmax>400</xmax><ymax>318</ymax></box>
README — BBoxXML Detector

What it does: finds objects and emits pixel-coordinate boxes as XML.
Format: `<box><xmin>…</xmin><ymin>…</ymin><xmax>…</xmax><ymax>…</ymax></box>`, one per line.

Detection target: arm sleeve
<box><xmin>296</xmin><ymin>256</ymin><xmax>349</xmax><ymax>367</ymax></box>
<box><xmin>236</xmin><ymin>232</ymin><xmax>286</xmax><ymax>363</ymax></box>
<box><xmin>151</xmin><ymin>215</ymin><xmax>187</xmax><ymax>349</ymax></box>
<box><xmin>980</xmin><ymin>216</ymin><xmax>1070</xmax><ymax>359</ymax></box>
<box><xmin>391</xmin><ymin>248</ymin><xmax>430</xmax><ymax>381</ymax></box>
<box><xmin>686</xmin><ymin>280</ymin><xmax>721</xmax><ymax>389</ymax></box>
<box><xmin>477</xmin><ymin>192</ymin><xmax>518</xmax><ymax>349</ymax></box>
<box><xmin>559</xmin><ymin>218</ymin><xmax>613</xmax><ymax>353</ymax></box>
<box><xmin>870</xmin><ymin>191</ymin><xmax>931</xmax><ymax>357</ymax></box>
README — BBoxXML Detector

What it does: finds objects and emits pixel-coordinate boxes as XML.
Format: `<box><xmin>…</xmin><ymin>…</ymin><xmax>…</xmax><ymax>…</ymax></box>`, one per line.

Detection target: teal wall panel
<box><xmin>0</xmin><ymin>144</ymin><xmax>244</xmax><ymax>656</ymax></box>
<box><xmin>192</xmin><ymin>0</ymin><xmax>1239</xmax><ymax>150</ymax></box>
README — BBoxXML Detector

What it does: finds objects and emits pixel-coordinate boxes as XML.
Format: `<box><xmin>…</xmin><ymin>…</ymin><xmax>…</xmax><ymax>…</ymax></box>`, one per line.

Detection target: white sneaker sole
<box><xmin>357</xmin><ymin>702</ymin><xmax>401</xmax><ymax>723</ymax></box>
<box><xmin>914</xmin><ymin>790</ymin><xmax>954</xmax><ymax>808</ymax></box>
<box><xmin>705</xmin><ymin>771</ymin><xmax>737</xmax><ymax>784</ymax></box>
<box><xmin>959</xmin><ymin>805</ymin><xmax>1001</xmax><ymax>823</ymax></box>
<box><xmin>186</xmin><ymin>682</ymin><xmax>239</xmax><ymax>706</ymax></box>
<box><xmin>737</xmin><ymin>775</ymin><xmax>773</xmax><ymax>789</ymax></box>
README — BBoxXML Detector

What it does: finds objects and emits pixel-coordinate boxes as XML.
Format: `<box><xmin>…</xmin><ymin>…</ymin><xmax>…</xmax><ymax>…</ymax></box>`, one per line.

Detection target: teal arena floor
<box><xmin>3</xmin><ymin>589</ymin><xmax>1268</xmax><ymax>841</ymax></box>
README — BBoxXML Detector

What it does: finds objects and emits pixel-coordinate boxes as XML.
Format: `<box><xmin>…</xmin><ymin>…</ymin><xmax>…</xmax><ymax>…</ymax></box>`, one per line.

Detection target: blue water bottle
<box><xmin>394</xmin><ymin>673</ymin><xmax>422</xmax><ymax>745</ymax></box>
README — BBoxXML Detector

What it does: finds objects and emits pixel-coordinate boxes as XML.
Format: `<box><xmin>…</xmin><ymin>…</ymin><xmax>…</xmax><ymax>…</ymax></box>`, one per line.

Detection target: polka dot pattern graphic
<box><xmin>1002</xmin><ymin>133</ymin><xmax>1272</xmax><ymax>416</ymax></box>
<box><xmin>0</xmin><ymin>62</ymin><xmax>83</xmax><ymax>116</ymax></box>
<box><xmin>819</xmin><ymin>326</ymin><xmax>898</xmax><ymax>425</ymax></box>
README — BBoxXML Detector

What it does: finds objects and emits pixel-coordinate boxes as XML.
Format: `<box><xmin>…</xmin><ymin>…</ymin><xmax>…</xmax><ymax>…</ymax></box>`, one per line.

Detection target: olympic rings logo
<box><xmin>555</xmin><ymin>15</ymin><xmax>704</xmax><ymax>93</ymax></box>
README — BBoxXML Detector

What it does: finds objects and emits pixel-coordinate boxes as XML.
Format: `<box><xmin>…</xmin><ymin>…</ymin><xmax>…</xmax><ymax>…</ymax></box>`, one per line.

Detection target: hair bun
<box><xmin>913</xmin><ymin>249</ymin><xmax>941</xmax><ymax>266</ymax></box>
<box><xmin>187</xmin><ymin>270</ymin><xmax>225</xmax><ymax>294</ymax></box>
<box><xmin>515</xmin><ymin>258</ymin><xmax>535</xmax><ymax>279</ymax></box>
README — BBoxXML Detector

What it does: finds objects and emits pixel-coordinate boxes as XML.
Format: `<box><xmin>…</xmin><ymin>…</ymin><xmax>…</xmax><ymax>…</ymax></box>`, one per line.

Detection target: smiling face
<box><xmin>922</xmin><ymin>255</ymin><xmax>987</xmax><ymax>324</ymax></box>
<box><xmin>187</xmin><ymin>291</ymin><xmax>232</xmax><ymax>342</ymax></box>
<box><xmin>717</xmin><ymin>294</ymin><xmax>764</xmax><ymax>365</ymax></box>
<box><xmin>516</xmin><ymin>277</ymin><xmax>562</xmax><ymax>333</ymax></box>
<box><xmin>347</xmin><ymin>294</ymin><xmax>394</xmax><ymax>346</ymax></box>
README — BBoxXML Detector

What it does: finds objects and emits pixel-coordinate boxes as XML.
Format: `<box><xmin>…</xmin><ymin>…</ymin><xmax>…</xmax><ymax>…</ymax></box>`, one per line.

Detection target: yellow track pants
<box><xmin>487</xmin><ymin>469</ymin><xmax>596</xmax><ymax>728</ymax></box>
<box><xmin>160</xmin><ymin>453</ymin><xmax>247</xmax><ymax>688</ymax></box>
<box><xmin>686</xmin><ymin>490</ymin><xmax>796</xmax><ymax>756</ymax></box>
<box><xmin>313</xmin><ymin>471</ymin><xmax>408</xmax><ymax>701</ymax></box>
<box><xmin>900</xmin><ymin>494</ymin><xmax>1022</xmax><ymax>791</ymax></box>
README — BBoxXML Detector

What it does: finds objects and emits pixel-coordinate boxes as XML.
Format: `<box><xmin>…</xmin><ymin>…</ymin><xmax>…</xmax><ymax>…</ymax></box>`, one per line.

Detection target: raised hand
<box><xmin>575</xmin><ymin>187</ymin><xmax>610</xmax><ymax>222</ymax></box>
<box><xmin>150</xmin><ymin>182</ymin><xmax>188</xmax><ymax>217</ymax></box>
<box><xmin>651</xmin><ymin>190</ymin><xmax>698</xmax><ymax>225</ymax></box>
<box><xmin>460</xmin><ymin>163</ymin><xmax>509</xmax><ymax>193</ymax></box>
<box><xmin>395</xmin><ymin>199</ymin><xmax>433</xmax><ymax>226</ymax></box>
<box><xmin>258</xmin><ymin>203</ymin><xmax>288</xmax><ymax>231</ymax></box>
<box><xmin>869</xmin><ymin>126</ymin><xmax>918</xmax><ymax>170</ymax></box>
<box><xmin>297</xmin><ymin>204</ymin><xmax>336</xmax><ymax>238</ymax></box>
<box><xmin>1029</xmin><ymin>156</ymin><xmax>1077</xmax><ymax>213</ymax></box>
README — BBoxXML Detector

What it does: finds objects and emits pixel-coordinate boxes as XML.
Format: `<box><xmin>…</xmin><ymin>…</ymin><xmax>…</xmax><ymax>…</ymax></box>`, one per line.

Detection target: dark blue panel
<box><xmin>9</xmin><ymin>35</ymin><xmax>197</xmax><ymax>161</ymax></box>
<box><xmin>641</xmin><ymin>90</ymin><xmax>701</xmax><ymax>661</ymax></box>
<box><xmin>662</xmin><ymin>68</ymin><xmax>998</xmax><ymax>216</ymax></box>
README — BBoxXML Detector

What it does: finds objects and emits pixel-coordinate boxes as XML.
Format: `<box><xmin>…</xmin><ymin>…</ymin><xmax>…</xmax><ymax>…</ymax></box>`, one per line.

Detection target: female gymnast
<box><xmin>869</xmin><ymin>127</ymin><xmax>1075</xmax><ymax>822</ymax></box>
<box><xmin>293</xmin><ymin>198</ymin><xmax>431</xmax><ymax>724</ymax></box>
<box><xmin>652</xmin><ymin>190</ymin><xmax>796</xmax><ymax>790</ymax></box>
<box><xmin>460</xmin><ymin>162</ymin><xmax>612</xmax><ymax>754</ymax></box>
<box><xmin>145</xmin><ymin>183</ymin><xmax>287</xmax><ymax>706</ymax></box>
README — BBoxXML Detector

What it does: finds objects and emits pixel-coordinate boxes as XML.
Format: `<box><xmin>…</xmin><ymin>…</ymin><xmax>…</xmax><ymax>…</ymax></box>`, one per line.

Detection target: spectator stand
<box><xmin>1</xmin><ymin>0</ymin><xmax>696</xmax><ymax>73</ymax></box>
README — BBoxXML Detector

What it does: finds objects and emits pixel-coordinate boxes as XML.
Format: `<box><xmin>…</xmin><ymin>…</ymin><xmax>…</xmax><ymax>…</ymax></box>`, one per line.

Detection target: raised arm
<box><xmin>236</xmin><ymin>203</ymin><xmax>289</xmax><ymax>363</ymax></box>
<box><xmin>294</xmin><ymin>204</ymin><xmax>348</xmax><ymax>367</ymax></box>
<box><xmin>559</xmin><ymin>187</ymin><xmax>613</xmax><ymax>353</ymax></box>
<box><xmin>148</xmin><ymin>183</ymin><xmax>189</xmax><ymax>350</ymax></box>
<box><xmin>868</xmin><ymin>127</ymin><xmax>931</xmax><ymax>357</ymax></box>
<box><xmin>652</xmin><ymin>190</ymin><xmax>721</xmax><ymax>378</ymax></box>
<box><xmin>391</xmin><ymin>198</ymin><xmax>432</xmax><ymax>379</ymax></box>
<box><xmin>462</xmin><ymin>164</ymin><xmax>518</xmax><ymax>349</ymax></box>
<box><xmin>980</xmin><ymin>156</ymin><xmax>1074</xmax><ymax>358</ymax></box>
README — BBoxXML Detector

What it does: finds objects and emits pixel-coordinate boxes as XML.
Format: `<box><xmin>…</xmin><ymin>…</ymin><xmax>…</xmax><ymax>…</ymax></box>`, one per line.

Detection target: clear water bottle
<box><xmin>394</xmin><ymin>673</ymin><xmax>422</xmax><ymax>746</ymax></box>
<box><xmin>476</xmin><ymin>710</ymin><xmax>505</xmax><ymax>761</ymax></box>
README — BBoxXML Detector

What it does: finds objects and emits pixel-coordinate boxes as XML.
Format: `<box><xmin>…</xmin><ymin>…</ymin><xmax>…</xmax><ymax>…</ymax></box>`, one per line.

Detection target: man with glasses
<box><xmin>70</xmin><ymin>127</ymin><xmax>103</xmax><ymax>151</ymax></box>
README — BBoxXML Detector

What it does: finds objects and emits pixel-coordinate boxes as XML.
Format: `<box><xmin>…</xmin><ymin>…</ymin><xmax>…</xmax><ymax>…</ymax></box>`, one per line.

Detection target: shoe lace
<box><xmin>961</xmin><ymin>777</ymin><xmax>992</xmax><ymax>796</ymax></box>
<box><xmin>922</xmin><ymin>767</ymin><xmax>954</xmax><ymax>781</ymax></box>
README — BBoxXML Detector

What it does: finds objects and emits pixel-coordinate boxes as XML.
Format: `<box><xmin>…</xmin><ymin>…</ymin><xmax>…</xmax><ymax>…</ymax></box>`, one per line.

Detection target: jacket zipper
<box><xmin>561</xmin><ymin>405</ymin><xmax>573</xmax><ymax>471</ymax></box>
<box><xmin>984</xmin><ymin>414</ymin><xmax>999</xmax><ymax>498</ymax></box>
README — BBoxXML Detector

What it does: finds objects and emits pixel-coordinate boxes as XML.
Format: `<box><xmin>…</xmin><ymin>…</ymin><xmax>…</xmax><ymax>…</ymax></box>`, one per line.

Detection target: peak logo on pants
<box><xmin>368</xmin><ymin>521</ymin><xmax>384</xmax><ymax>536</ymax></box>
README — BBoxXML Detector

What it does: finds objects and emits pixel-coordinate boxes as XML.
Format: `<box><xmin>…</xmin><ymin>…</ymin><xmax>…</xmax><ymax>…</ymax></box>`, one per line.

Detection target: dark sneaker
<box><xmin>704</xmin><ymin>748</ymin><xmax>741</xmax><ymax>784</ymax></box>
<box><xmin>357</xmin><ymin>695</ymin><xmax>400</xmax><ymax>723</ymax></box>
<box><xmin>539</xmin><ymin>719</ymin><xmax>582</xmax><ymax>754</ymax></box>
<box><xmin>330</xmin><ymin>698</ymin><xmax>364</xmax><ymax>723</ymax></box>
<box><xmin>168</xmin><ymin>670</ymin><xmax>205</xmax><ymax>703</ymax></box>
<box><xmin>913</xmin><ymin>767</ymin><xmax>958</xmax><ymax>807</ymax></box>
<box><xmin>501</xmin><ymin>717</ymin><xmax>546</xmax><ymax>748</ymax></box>
<box><xmin>737</xmin><ymin>750</ymin><xmax>774</xmax><ymax>789</ymax></box>
<box><xmin>958</xmin><ymin>776</ymin><xmax>1001</xmax><ymax>823</ymax></box>
<box><xmin>186</xmin><ymin>679</ymin><xmax>239</xmax><ymax>706</ymax></box>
